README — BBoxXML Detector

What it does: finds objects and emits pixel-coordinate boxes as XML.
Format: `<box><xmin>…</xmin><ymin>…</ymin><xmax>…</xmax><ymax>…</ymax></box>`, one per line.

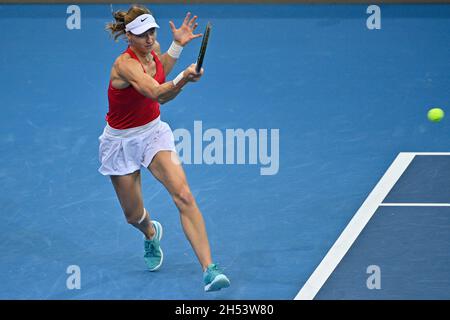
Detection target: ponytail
<box><xmin>106</xmin><ymin>10</ymin><xmax>127</xmax><ymax>41</ymax></box>
<box><xmin>105</xmin><ymin>5</ymin><xmax>152</xmax><ymax>42</ymax></box>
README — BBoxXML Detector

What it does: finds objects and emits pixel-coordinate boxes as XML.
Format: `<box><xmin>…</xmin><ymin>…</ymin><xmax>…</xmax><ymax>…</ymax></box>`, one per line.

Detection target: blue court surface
<box><xmin>0</xmin><ymin>4</ymin><xmax>449</xmax><ymax>300</ymax></box>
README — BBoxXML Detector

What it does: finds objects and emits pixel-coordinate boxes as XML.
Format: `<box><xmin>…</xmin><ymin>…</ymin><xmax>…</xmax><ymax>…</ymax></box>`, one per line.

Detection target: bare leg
<box><xmin>110</xmin><ymin>170</ymin><xmax>155</xmax><ymax>240</ymax></box>
<box><xmin>148</xmin><ymin>151</ymin><xmax>213</xmax><ymax>271</ymax></box>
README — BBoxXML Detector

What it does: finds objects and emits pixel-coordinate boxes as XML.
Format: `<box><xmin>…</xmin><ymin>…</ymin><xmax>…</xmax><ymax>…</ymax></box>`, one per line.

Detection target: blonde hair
<box><xmin>106</xmin><ymin>4</ymin><xmax>152</xmax><ymax>41</ymax></box>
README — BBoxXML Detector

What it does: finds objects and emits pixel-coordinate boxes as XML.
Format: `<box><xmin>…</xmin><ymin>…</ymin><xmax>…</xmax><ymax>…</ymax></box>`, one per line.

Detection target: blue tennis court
<box><xmin>299</xmin><ymin>153</ymin><xmax>450</xmax><ymax>299</ymax></box>
<box><xmin>0</xmin><ymin>3</ymin><xmax>449</xmax><ymax>299</ymax></box>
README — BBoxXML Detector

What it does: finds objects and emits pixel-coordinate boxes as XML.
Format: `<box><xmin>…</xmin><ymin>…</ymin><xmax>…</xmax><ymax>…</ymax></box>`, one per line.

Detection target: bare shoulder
<box><xmin>110</xmin><ymin>53</ymin><xmax>143</xmax><ymax>87</ymax></box>
<box><xmin>114</xmin><ymin>53</ymin><xmax>140</xmax><ymax>73</ymax></box>
<box><xmin>113</xmin><ymin>53</ymin><xmax>142</xmax><ymax>80</ymax></box>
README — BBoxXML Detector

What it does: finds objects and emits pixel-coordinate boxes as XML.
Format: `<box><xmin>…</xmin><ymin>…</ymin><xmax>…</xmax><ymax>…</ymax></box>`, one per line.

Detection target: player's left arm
<box><xmin>153</xmin><ymin>41</ymin><xmax>177</xmax><ymax>77</ymax></box>
<box><xmin>159</xmin><ymin>12</ymin><xmax>203</xmax><ymax>77</ymax></box>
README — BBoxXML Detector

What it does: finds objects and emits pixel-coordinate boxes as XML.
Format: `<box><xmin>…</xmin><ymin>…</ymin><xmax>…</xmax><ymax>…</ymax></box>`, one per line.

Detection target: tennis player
<box><xmin>100</xmin><ymin>4</ymin><xmax>230</xmax><ymax>292</ymax></box>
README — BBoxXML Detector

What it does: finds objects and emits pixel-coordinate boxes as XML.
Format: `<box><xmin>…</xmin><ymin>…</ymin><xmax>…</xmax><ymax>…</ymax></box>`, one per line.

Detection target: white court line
<box><xmin>381</xmin><ymin>203</ymin><xmax>450</xmax><ymax>207</ymax></box>
<box><xmin>294</xmin><ymin>152</ymin><xmax>415</xmax><ymax>300</ymax></box>
<box><xmin>407</xmin><ymin>152</ymin><xmax>450</xmax><ymax>156</ymax></box>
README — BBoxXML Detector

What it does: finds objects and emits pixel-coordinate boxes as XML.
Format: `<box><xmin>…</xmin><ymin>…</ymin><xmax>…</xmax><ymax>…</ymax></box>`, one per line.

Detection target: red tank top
<box><xmin>106</xmin><ymin>47</ymin><xmax>166</xmax><ymax>129</ymax></box>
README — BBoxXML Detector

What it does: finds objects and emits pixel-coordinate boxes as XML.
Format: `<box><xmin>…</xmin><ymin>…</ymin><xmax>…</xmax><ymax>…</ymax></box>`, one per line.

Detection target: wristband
<box><xmin>173</xmin><ymin>71</ymin><xmax>185</xmax><ymax>86</ymax></box>
<box><xmin>167</xmin><ymin>41</ymin><xmax>183</xmax><ymax>59</ymax></box>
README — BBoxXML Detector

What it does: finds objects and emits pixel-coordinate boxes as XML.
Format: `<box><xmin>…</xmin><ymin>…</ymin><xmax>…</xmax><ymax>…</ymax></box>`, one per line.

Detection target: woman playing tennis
<box><xmin>100</xmin><ymin>4</ymin><xmax>230</xmax><ymax>292</ymax></box>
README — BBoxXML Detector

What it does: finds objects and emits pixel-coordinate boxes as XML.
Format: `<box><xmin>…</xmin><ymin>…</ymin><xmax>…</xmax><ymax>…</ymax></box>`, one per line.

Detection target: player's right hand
<box><xmin>184</xmin><ymin>63</ymin><xmax>204</xmax><ymax>82</ymax></box>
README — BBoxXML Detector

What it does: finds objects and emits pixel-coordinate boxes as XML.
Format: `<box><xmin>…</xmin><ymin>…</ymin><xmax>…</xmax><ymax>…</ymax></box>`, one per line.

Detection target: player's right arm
<box><xmin>158</xmin><ymin>64</ymin><xmax>204</xmax><ymax>104</ymax></box>
<box><xmin>115</xmin><ymin>56</ymin><xmax>177</xmax><ymax>100</ymax></box>
<box><xmin>114</xmin><ymin>56</ymin><xmax>202</xmax><ymax>102</ymax></box>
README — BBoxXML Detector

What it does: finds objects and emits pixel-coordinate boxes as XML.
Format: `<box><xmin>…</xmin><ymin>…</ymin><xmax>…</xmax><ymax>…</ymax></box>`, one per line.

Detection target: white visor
<box><xmin>125</xmin><ymin>14</ymin><xmax>159</xmax><ymax>35</ymax></box>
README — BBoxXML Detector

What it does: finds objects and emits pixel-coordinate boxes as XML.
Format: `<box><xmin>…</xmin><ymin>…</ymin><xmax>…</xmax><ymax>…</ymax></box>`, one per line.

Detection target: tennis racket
<box><xmin>196</xmin><ymin>22</ymin><xmax>212</xmax><ymax>73</ymax></box>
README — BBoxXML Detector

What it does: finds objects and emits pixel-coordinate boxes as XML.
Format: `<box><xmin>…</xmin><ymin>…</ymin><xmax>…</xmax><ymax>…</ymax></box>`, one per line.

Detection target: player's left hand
<box><xmin>170</xmin><ymin>12</ymin><xmax>203</xmax><ymax>47</ymax></box>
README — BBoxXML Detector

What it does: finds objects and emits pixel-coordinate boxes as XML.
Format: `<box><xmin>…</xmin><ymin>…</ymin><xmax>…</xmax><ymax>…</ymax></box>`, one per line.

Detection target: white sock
<box><xmin>138</xmin><ymin>208</ymin><xmax>147</xmax><ymax>224</ymax></box>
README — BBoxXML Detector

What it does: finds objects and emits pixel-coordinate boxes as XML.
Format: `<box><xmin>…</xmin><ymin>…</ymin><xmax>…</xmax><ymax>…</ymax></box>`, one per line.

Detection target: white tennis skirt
<box><xmin>98</xmin><ymin>116</ymin><xmax>176</xmax><ymax>176</ymax></box>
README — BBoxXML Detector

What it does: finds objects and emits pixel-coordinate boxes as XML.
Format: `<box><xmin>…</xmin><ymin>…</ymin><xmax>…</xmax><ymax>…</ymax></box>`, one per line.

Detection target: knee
<box><xmin>172</xmin><ymin>185</ymin><xmax>195</xmax><ymax>209</ymax></box>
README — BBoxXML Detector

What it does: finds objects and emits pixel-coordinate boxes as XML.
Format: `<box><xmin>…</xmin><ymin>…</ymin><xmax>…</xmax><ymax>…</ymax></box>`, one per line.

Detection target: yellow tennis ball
<box><xmin>427</xmin><ymin>108</ymin><xmax>444</xmax><ymax>122</ymax></box>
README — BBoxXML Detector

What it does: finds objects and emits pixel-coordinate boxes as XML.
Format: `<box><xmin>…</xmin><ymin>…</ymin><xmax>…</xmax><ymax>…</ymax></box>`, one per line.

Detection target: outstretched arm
<box><xmin>160</xmin><ymin>12</ymin><xmax>202</xmax><ymax>77</ymax></box>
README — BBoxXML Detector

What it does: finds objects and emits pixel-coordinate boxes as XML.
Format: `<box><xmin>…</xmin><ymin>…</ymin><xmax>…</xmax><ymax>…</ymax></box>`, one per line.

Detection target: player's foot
<box><xmin>203</xmin><ymin>263</ymin><xmax>230</xmax><ymax>292</ymax></box>
<box><xmin>144</xmin><ymin>220</ymin><xmax>163</xmax><ymax>271</ymax></box>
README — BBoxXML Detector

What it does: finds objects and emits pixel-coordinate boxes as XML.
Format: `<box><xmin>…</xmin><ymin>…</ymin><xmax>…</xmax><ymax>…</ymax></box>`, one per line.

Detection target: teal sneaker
<box><xmin>203</xmin><ymin>263</ymin><xmax>230</xmax><ymax>292</ymax></box>
<box><xmin>144</xmin><ymin>220</ymin><xmax>163</xmax><ymax>271</ymax></box>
